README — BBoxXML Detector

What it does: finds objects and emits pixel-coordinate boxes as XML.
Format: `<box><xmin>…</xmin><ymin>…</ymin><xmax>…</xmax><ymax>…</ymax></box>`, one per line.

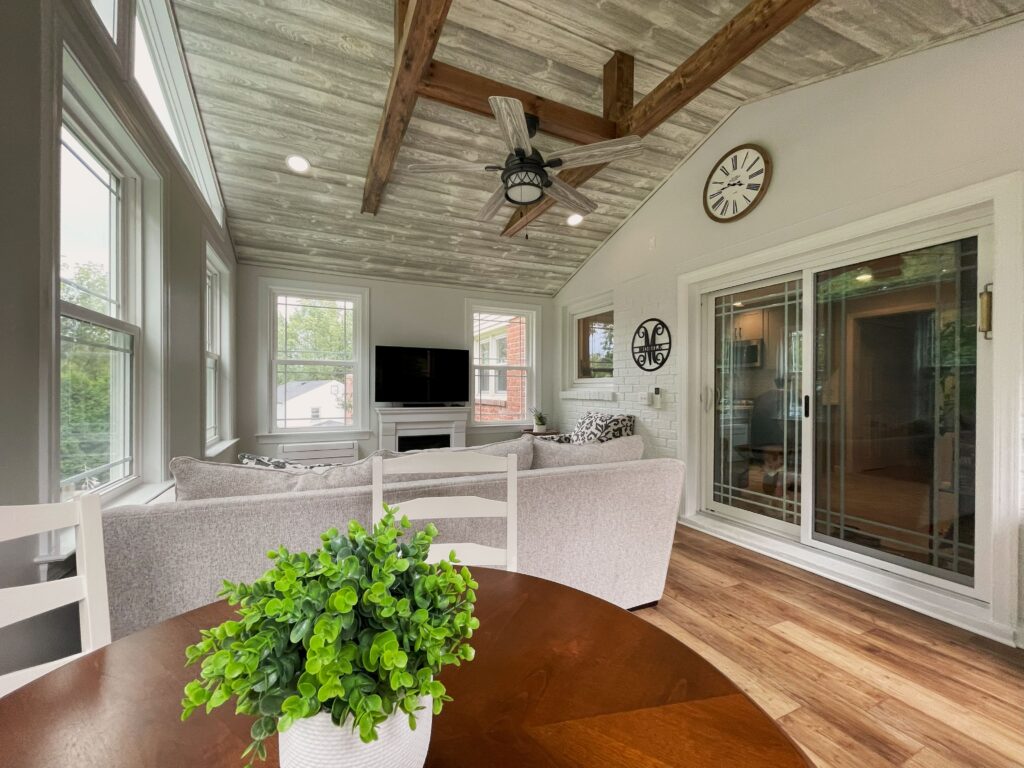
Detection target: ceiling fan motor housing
<box><xmin>501</xmin><ymin>150</ymin><xmax>549</xmax><ymax>205</ymax></box>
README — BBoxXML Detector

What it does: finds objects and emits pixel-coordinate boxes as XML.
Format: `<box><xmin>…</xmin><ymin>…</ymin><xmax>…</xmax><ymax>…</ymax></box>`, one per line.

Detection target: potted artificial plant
<box><xmin>531</xmin><ymin>408</ymin><xmax>549</xmax><ymax>434</ymax></box>
<box><xmin>180</xmin><ymin>506</ymin><xmax>479</xmax><ymax>768</ymax></box>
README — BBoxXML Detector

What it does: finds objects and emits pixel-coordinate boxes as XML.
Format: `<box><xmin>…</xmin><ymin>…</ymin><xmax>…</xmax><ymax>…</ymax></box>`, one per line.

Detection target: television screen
<box><xmin>375</xmin><ymin>346</ymin><xmax>469</xmax><ymax>403</ymax></box>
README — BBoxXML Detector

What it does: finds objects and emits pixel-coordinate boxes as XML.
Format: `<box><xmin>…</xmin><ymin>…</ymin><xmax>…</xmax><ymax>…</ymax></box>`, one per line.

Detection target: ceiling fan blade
<box><xmin>488</xmin><ymin>96</ymin><xmax>532</xmax><ymax>155</ymax></box>
<box><xmin>406</xmin><ymin>161</ymin><xmax>499</xmax><ymax>174</ymax></box>
<box><xmin>546</xmin><ymin>136</ymin><xmax>643</xmax><ymax>169</ymax></box>
<box><xmin>476</xmin><ymin>184</ymin><xmax>508</xmax><ymax>221</ymax></box>
<box><xmin>545</xmin><ymin>176</ymin><xmax>597</xmax><ymax>216</ymax></box>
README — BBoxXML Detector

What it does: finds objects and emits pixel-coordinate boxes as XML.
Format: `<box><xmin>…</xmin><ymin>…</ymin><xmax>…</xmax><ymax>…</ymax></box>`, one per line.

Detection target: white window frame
<box><xmin>256</xmin><ymin>277</ymin><xmax>370</xmax><ymax>439</ymax></box>
<box><xmin>57</xmin><ymin>116</ymin><xmax>141</xmax><ymax>502</ymax></box>
<box><xmin>133</xmin><ymin>0</ymin><xmax>225</xmax><ymax>224</ymax></box>
<box><xmin>204</xmin><ymin>246</ymin><xmax>233</xmax><ymax>454</ymax></box>
<box><xmin>564</xmin><ymin>292</ymin><xmax>615</xmax><ymax>389</ymax></box>
<box><xmin>467</xmin><ymin>300</ymin><xmax>540</xmax><ymax>428</ymax></box>
<box><xmin>55</xmin><ymin>49</ymin><xmax>166</xmax><ymax>510</ymax></box>
<box><xmin>678</xmin><ymin>174</ymin><xmax>1024</xmax><ymax>645</ymax></box>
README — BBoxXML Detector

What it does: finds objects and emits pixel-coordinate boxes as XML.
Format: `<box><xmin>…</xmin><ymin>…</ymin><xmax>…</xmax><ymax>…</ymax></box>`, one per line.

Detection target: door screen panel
<box><xmin>812</xmin><ymin>237</ymin><xmax>977</xmax><ymax>583</ymax></box>
<box><xmin>713</xmin><ymin>280</ymin><xmax>803</xmax><ymax>525</ymax></box>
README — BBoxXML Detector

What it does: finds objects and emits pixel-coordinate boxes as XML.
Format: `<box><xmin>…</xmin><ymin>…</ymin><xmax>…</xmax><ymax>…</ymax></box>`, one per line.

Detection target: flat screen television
<box><xmin>374</xmin><ymin>346</ymin><xmax>469</xmax><ymax>404</ymax></box>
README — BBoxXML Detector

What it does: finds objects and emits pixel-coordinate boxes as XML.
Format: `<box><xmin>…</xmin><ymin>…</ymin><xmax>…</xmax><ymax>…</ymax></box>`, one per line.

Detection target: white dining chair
<box><xmin>371</xmin><ymin>451</ymin><xmax>518</xmax><ymax>571</ymax></box>
<box><xmin>0</xmin><ymin>495</ymin><xmax>111</xmax><ymax>697</ymax></box>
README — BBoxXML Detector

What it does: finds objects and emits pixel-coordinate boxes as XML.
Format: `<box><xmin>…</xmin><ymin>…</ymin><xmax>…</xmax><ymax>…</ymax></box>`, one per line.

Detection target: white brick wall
<box><xmin>553</xmin><ymin>275</ymin><xmax>679</xmax><ymax>458</ymax></box>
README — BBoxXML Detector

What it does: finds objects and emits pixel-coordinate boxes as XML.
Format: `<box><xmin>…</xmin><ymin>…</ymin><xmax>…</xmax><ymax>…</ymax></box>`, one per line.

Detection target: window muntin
<box><xmin>576</xmin><ymin>309</ymin><xmax>614</xmax><ymax>380</ymax></box>
<box><xmin>471</xmin><ymin>309</ymin><xmax>533</xmax><ymax>424</ymax></box>
<box><xmin>272</xmin><ymin>293</ymin><xmax>360</xmax><ymax>431</ymax></box>
<box><xmin>59</xmin><ymin>124</ymin><xmax>139</xmax><ymax>496</ymax></box>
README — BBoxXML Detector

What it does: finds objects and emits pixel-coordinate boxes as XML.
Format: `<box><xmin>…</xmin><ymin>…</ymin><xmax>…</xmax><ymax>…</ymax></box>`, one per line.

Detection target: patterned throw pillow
<box><xmin>537</xmin><ymin>434</ymin><xmax>571</xmax><ymax>443</ymax></box>
<box><xmin>567</xmin><ymin>412</ymin><xmax>636</xmax><ymax>444</ymax></box>
<box><xmin>600</xmin><ymin>414</ymin><xmax>635</xmax><ymax>441</ymax></box>
<box><xmin>569</xmin><ymin>412</ymin><xmax>610</xmax><ymax>444</ymax></box>
<box><xmin>237</xmin><ymin>452</ymin><xmax>335</xmax><ymax>470</ymax></box>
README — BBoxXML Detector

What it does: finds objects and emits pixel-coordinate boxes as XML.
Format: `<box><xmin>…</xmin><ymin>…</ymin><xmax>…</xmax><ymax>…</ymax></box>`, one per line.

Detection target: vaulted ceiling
<box><xmin>172</xmin><ymin>0</ymin><xmax>1024</xmax><ymax>296</ymax></box>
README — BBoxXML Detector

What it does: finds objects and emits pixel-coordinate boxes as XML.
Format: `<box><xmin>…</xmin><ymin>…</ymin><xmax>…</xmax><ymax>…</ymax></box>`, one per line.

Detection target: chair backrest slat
<box><xmin>395</xmin><ymin>495</ymin><xmax>508</xmax><ymax>521</ymax></box>
<box><xmin>371</xmin><ymin>452</ymin><xmax>518</xmax><ymax>572</ymax></box>
<box><xmin>0</xmin><ymin>577</ymin><xmax>87</xmax><ymax>630</ymax></box>
<box><xmin>379</xmin><ymin>450</ymin><xmax>509</xmax><ymax>475</ymax></box>
<box><xmin>0</xmin><ymin>495</ymin><xmax>111</xmax><ymax>694</ymax></box>
<box><xmin>0</xmin><ymin>502</ymin><xmax>79</xmax><ymax>544</ymax></box>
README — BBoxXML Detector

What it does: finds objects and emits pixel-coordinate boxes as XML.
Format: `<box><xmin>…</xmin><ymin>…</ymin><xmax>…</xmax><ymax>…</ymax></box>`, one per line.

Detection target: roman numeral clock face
<box><xmin>702</xmin><ymin>144</ymin><xmax>772</xmax><ymax>223</ymax></box>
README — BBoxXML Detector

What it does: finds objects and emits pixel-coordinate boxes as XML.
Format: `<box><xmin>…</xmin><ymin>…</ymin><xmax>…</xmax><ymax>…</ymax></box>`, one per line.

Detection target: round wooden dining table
<box><xmin>0</xmin><ymin>569</ymin><xmax>808</xmax><ymax>767</ymax></box>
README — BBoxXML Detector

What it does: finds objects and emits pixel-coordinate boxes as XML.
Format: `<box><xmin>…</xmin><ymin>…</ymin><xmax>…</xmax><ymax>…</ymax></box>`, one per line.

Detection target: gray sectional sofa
<box><xmin>102</xmin><ymin>452</ymin><xmax>685</xmax><ymax>640</ymax></box>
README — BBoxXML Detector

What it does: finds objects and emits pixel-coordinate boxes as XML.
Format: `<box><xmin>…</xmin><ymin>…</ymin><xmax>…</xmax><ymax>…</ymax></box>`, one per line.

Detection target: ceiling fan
<box><xmin>406</xmin><ymin>96</ymin><xmax>643</xmax><ymax>222</ymax></box>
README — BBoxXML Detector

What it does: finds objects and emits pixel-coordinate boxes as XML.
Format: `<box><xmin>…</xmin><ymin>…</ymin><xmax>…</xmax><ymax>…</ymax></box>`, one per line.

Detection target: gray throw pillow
<box><xmin>531</xmin><ymin>434</ymin><xmax>644</xmax><ymax>469</ymax></box>
<box><xmin>418</xmin><ymin>435</ymin><xmax>533</xmax><ymax>471</ymax></box>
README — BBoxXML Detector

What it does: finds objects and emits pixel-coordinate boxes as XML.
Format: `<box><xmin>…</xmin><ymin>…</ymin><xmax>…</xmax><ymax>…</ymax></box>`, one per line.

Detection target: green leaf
<box><xmin>289</xmin><ymin>618</ymin><xmax>311</xmax><ymax>644</ymax></box>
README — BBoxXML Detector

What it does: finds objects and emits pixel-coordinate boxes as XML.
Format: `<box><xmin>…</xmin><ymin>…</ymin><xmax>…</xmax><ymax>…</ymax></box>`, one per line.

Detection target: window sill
<box><xmin>560</xmin><ymin>389</ymin><xmax>617</xmax><ymax>402</ymax></box>
<box><xmin>102</xmin><ymin>479</ymin><xmax>175</xmax><ymax>508</ymax></box>
<box><xmin>256</xmin><ymin>430</ymin><xmax>372</xmax><ymax>443</ymax></box>
<box><xmin>204</xmin><ymin>437</ymin><xmax>240</xmax><ymax>459</ymax></box>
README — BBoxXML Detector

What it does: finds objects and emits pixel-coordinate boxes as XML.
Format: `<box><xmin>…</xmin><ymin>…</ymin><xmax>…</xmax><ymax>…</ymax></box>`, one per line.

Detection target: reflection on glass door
<box><xmin>813</xmin><ymin>237</ymin><xmax>977</xmax><ymax>584</ymax></box>
<box><xmin>713</xmin><ymin>280</ymin><xmax>803</xmax><ymax>526</ymax></box>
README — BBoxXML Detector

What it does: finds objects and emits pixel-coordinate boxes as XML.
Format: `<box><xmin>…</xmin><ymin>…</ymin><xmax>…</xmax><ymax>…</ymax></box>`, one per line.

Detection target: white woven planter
<box><xmin>278</xmin><ymin>697</ymin><xmax>432</xmax><ymax>768</ymax></box>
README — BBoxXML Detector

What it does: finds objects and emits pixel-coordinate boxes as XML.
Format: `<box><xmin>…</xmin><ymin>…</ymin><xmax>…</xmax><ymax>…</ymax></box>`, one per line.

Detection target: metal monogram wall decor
<box><xmin>631</xmin><ymin>318</ymin><xmax>671</xmax><ymax>371</ymax></box>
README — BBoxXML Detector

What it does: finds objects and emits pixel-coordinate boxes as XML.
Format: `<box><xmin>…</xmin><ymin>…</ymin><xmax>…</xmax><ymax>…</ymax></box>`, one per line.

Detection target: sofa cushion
<box><xmin>170</xmin><ymin>454</ymin><xmax>390</xmax><ymax>500</ymax></box>
<box><xmin>531</xmin><ymin>434</ymin><xmax>644</xmax><ymax>469</ymax></box>
<box><xmin>419</xmin><ymin>435</ymin><xmax>533</xmax><ymax>471</ymax></box>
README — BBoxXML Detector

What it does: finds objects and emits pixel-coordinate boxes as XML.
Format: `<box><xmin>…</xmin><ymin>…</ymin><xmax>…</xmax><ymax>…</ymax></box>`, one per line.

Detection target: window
<box><xmin>271</xmin><ymin>290</ymin><xmax>365</xmax><ymax>432</ymax></box>
<box><xmin>90</xmin><ymin>0</ymin><xmax>117</xmax><ymax>38</ymax></box>
<box><xmin>204</xmin><ymin>265</ymin><xmax>220</xmax><ymax>445</ymax></box>
<box><xmin>470</xmin><ymin>304</ymin><xmax>537</xmax><ymax>424</ymax></box>
<box><xmin>576</xmin><ymin>309</ymin><xmax>614</xmax><ymax>380</ymax></box>
<box><xmin>133</xmin><ymin>0</ymin><xmax>224</xmax><ymax>223</ymax></box>
<box><xmin>58</xmin><ymin>123</ymin><xmax>138</xmax><ymax>497</ymax></box>
<box><xmin>133</xmin><ymin>15</ymin><xmax>181</xmax><ymax>156</ymax></box>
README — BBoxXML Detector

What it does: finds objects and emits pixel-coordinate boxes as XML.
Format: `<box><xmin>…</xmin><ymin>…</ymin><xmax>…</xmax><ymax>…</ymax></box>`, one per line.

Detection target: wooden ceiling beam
<box><xmin>501</xmin><ymin>0</ymin><xmax>818</xmax><ymax>237</ymax></box>
<box><xmin>362</xmin><ymin>0</ymin><xmax>452</xmax><ymax>215</ymax></box>
<box><xmin>417</xmin><ymin>61</ymin><xmax>617</xmax><ymax>145</ymax></box>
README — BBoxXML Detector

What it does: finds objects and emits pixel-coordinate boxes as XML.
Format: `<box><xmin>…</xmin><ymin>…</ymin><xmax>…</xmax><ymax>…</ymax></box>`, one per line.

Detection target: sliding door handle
<box><xmin>803</xmin><ymin>395</ymin><xmax>810</xmax><ymax>418</ymax></box>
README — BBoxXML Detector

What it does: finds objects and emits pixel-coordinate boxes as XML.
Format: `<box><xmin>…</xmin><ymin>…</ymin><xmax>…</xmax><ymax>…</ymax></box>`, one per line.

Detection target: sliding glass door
<box><xmin>710</xmin><ymin>278</ymin><xmax>803</xmax><ymax>530</ymax></box>
<box><xmin>703</xmin><ymin>232</ymin><xmax>989</xmax><ymax>591</ymax></box>
<box><xmin>812</xmin><ymin>237</ymin><xmax>979</xmax><ymax>585</ymax></box>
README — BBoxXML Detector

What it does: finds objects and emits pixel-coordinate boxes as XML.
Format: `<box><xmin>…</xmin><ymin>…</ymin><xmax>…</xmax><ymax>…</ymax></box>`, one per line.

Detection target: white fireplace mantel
<box><xmin>375</xmin><ymin>406</ymin><xmax>469</xmax><ymax>452</ymax></box>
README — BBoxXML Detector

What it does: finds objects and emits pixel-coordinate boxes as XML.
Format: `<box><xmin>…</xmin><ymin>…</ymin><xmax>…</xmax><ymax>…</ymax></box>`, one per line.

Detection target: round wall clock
<box><xmin>631</xmin><ymin>318</ymin><xmax>671</xmax><ymax>372</ymax></box>
<box><xmin>702</xmin><ymin>143</ymin><xmax>772</xmax><ymax>223</ymax></box>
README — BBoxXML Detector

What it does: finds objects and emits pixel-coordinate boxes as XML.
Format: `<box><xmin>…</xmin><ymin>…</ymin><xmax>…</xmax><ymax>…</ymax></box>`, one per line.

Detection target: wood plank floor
<box><xmin>636</xmin><ymin>526</ymin><xmax>1024</xmax><ymax>768</ymax></box>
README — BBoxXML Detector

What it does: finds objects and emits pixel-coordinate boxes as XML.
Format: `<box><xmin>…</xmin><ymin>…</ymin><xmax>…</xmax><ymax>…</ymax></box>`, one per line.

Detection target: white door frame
<box><xmin>678</xmin><ymin>174</ymin><xmax>1023</xmax><ymax>645</ymax></box>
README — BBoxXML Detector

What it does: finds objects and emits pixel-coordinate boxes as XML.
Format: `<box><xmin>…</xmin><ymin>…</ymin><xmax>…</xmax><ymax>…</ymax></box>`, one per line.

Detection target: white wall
<box><xmin>236</xmin><ymin>265</ymin><xmax>555</xmax><ymax>457</ymax></box>
<box><xmin>549</xmin><ymin>21</ymin><xmax>1024</xmax><ymax>642</ymax></box>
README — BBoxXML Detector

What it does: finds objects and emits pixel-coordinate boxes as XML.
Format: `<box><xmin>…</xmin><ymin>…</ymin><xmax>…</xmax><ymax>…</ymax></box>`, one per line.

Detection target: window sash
<box><xmin>60</xmin><ymin>123</ymin><xmax>124</xmax><ymax>321</ymax></box>
<box><xmin>58</xmin><ymin>302</ymin><xmax>139</xmax><ymax>496</ymax></box>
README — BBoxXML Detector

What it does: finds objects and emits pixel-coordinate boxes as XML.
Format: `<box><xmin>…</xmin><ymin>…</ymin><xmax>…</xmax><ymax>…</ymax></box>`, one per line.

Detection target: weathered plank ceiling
<box><xmin>172</xmin><ymin>0</ymin><xmax>1024</xmax><ymax>296</ymax></box>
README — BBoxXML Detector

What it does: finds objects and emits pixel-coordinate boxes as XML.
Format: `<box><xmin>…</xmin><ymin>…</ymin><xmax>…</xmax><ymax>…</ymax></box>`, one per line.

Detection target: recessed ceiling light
<box><xmin>855</xmin><ymin>271</ymin><xmax>873</xmax><ymax>282</ymax></box>
<box><xmin>566</xmin><ymin>213</ymin><xmax>584</xmax><ymax>226</ymax></box>
<box><xmin>286</xmin><ymin>154</ymin><xmax>311</xmax><ymax>174</ymax></box>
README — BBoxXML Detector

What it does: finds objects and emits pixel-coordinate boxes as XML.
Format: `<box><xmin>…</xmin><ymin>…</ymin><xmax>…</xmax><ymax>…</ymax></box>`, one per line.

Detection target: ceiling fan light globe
<box><xmin>503</xmin><ymin>169</ymin><xmax>544</xmax><ymax>205</ymax></box>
